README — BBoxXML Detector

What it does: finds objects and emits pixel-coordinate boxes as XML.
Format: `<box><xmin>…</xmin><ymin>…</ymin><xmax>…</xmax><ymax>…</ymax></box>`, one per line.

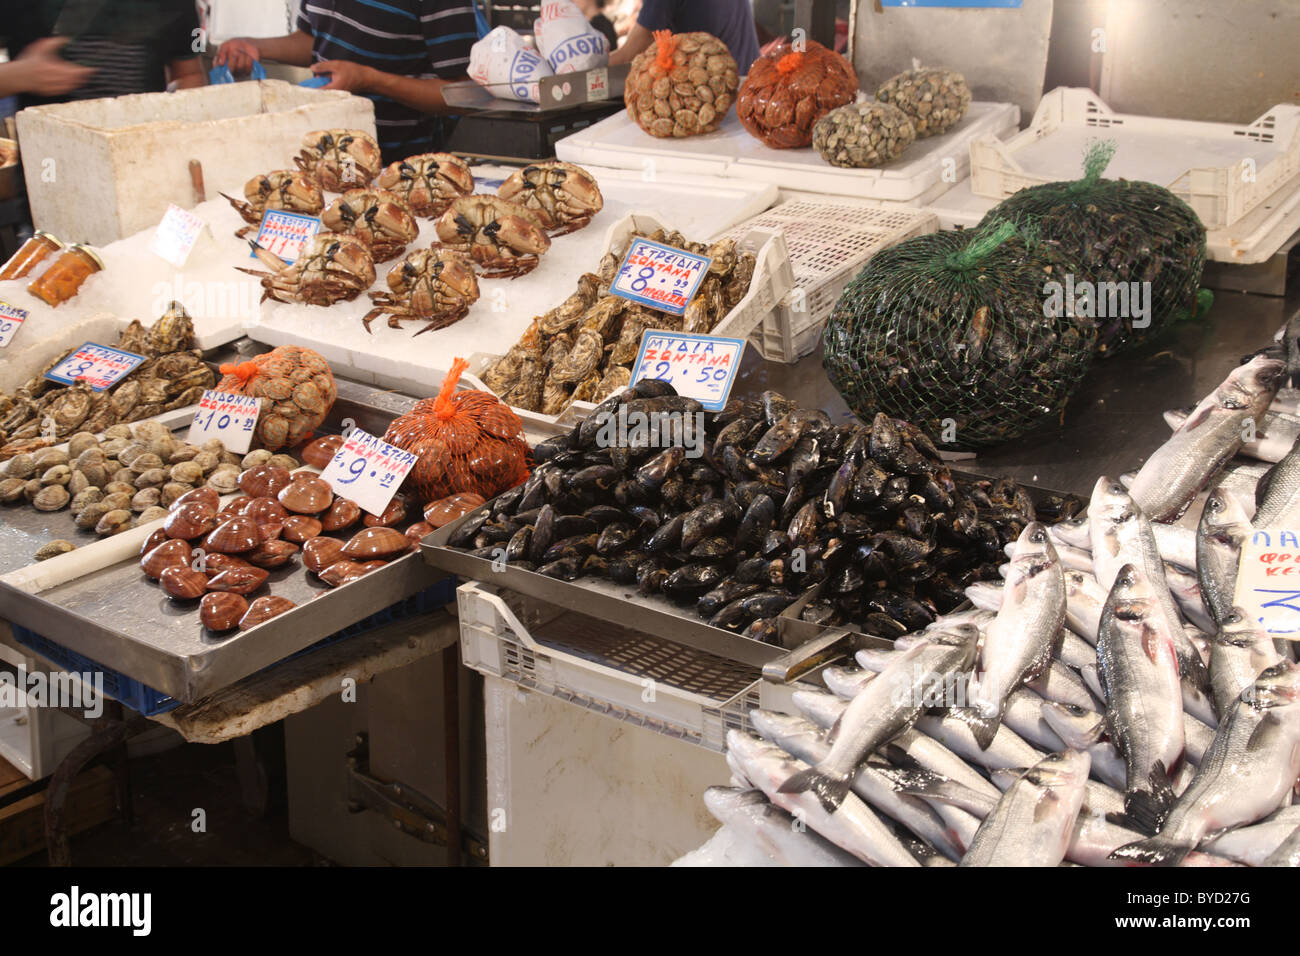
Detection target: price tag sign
<box><xmin>632</xmin><ymin>331</ymin><xmax>745</xmax><ymax>412</ymax></box>
<box><xmin>610</xmin><ymin>238</ymin><xmax>712</xmax><ymax>316</ymax></box>
<box><xmin>586</xmin><ymin>67</ymin><xmax>609</xmax><ymax>101</ymax></box>
<box><xmin>251</xmin><ymin>210</ymin><xmax>321</xmax><ymax>265</ymax></box>
<box><xmin>0</xmin><ymin>301</ymin><xmax>27</xmax><ymax>348</ymax></box>
<box><xmin>44</xmin><ymin>342</ymin><xmax>146</xmax><ymax>391</ymax></box>
<box><xmin>1234</xmin><ymin>529</ymin><xmax>1300</xmax><ymax>640</ymax></box>
<box><xmin>319</xmin><ymin>428</ymin><xmax>418</xmax><ymax>517</ymax></box>
<box><xmin>186</xmin><ymin>390</ymin><xmax>262</xmax><ymax>454</ymax></box>
<box><xmin>149</xmin><ymin>203</ymin><xmax>208</xmax><ymax>267</ymax></box>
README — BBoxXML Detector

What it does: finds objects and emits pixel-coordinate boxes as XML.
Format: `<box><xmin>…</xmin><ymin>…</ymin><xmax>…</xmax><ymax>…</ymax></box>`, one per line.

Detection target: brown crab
<box><xmin>497</xmin><ymin>161</ymin><xmax>604</xmax><ymax>236</ymax></box>
<box><xmin>434</xmin><ymin>196</ymin><xmax>551</xmax><ymax>279</ymax></box>
<box><xmin>363</xmin><ymin>248</ymin><xmax>480</xmax><ymax>335</ymax></box>
<box><xmin>221</xmin><ymin>171</ymin><xmax>324</xmax><ymax>239</ymax></box>
<box><xmin>294</xmin><ymin>129</ymin><xmax>381</xmax><ymax>192</ymax></box>
<box><xmin>376</xmin><ymin>153</ymin><xmax>474</xmax><ymax>218</ymax></box>
<box><xmin>321</xmin><ymin>189</ymin><xmax>419</xmax><ymax>263</ymax></box>
<box><xmin>238</xmin><ymin>234</ymin><xmax>376</xmax><ymax>306</ymax></box>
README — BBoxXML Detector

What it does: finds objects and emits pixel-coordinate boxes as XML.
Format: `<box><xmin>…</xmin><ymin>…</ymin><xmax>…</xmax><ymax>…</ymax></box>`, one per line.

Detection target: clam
<box><xmin>139</xmin><ymin>505</ymin><xmax>169</xmax><ymax>524</ymax></box>
<box><xmin>239</xmin><ymin>465</ymin><xmax>291</xmax><ymax>499</ymax></box>
<box><xmin>245</xmin><ymin>539</ymin><xmax>299</xmax><ymax>569</ymax></box>
<box><xmin>22</xmin><ymin>479</ymin><xmax>41</xmax><ymax>502</ymax></box>
<box><xmin>0</xmin><ymin>477</ymin><xmax>26</xmax><ymax>503</ymax></box>
<box><xmin>206</xmin><ymin>566</ymin><xmax>269</xmax><ymax>595</ymax></box>
<box><xmin>220</xmin><ymin>451</ymin><xmax>243</xmax><ymax>468</ymax></box>
<box><xmin>95</xmin><ymin>508</ymin><xmax>134</xmax><ymax>535</ymax></box>
<box><xmin>194</xmin><ymin>451</ymin><xmax>221</xmax><ymax>474</ymax></box>
<box><xmin>282</xmin><ymin>515</ymin><xmax>323</xmax><ymax>543</ymax></box>
<box><xmin>111</xmin><ymin>467</ymin><xmax>136</xmax><ymax>485</ymax></box>
<box><xmin>302</xmin><ymin>435</ymin><xmax>343</xmax><ymax>469</ymax></box>
<box><xmin>75</xmin><ymin>447</ymin><xmax>106</xmax><ymax>468</ymax></box>
<box><xmin>170</xmin><ymin>461</ymin><xmax>204</xmax><ymax>485</ymax></box>
<box><xmin>103</xmin><ymin>424</ymin><xmax>132</xmax><ymax>440</ymax></box>
<box><xmin>104</xmin><ymin>481</ymin><xmax>136</xmax><ymax>496</ymax></box>
<box><xmin>146</xmin><ymin>437</ymin><xmax>175</xmax><ymax>460</ymax></box>
<box><xmin>68</xmin><ymin>471</ymin><xmax>90</xmax><ymax>496</ymax></box>
<box><xmin>140</xmin><ymin>528</ymin><xmax>170</xmax><ymax>555</ymax></box>
<box><xmin>67</xmin><ymin>432</ymin><xmax>99</xmax><ymax>458</ymax></box>
<box><xmin>320</xmin><ymin>497</ymin><xmax>361</xmax><ymax>532</ymax></box>
<box><xmin>245</xmin><ymin>497</ymin><xmax>287</xmax><ymax>539</ymax></box>
<box><xmin>133</xmin><ymin>467</ymin><xmax>167</xmax><ymax>488</ymax></box>
<box><xmin>302</xmin><ymin>536</ymin><xmax>345</xmax><ymax>573</ymax></box>
<box><xmin>116</xmin><ymin>443</ymin><xmax>146</xmax><ymax>466</ymax></box>
<box><xmin>75</xmin><ymin>502</ymin><xmax>112</xmax><ymax>530</ymax></box>
<box><xmin>4</xmin><ymin>454</ymin><xmax>35</xmax><ymax>479</ymax></box>
<box><xmin>76</xmin><ymin>462</ymin><xmax>109</xmax><ymax>488</ymax></box>
<box><xmin>200</xmin><ymin>438</ymin><xmax>226</xmax><ymax>455</ymax></box>
<box><xmin>217</xmin><ymin>495</ymin><xmax>254</xmax><ymax>519</ymax></box>
<box><xmin>241</xmin><ymin>449</ymin><xmax>273</xmax><ymax>470</ymax></box>
<box><xmin>319</xmin><ymin>559</ymin><xmax>367</xmax><ymax>587</ymax></box>
<box><xmin>207</xmin><ymin>468</ymin><xmax>241</xmax><ymax>494</ymax></box>
<box><xmin>424</xmin><ymin>492</ymin><xmax>487</xmax><ymax>527</ymax></box>
<box><xmin>278</xmin><ymin>476</ymin><xmax>333</xmax><ymax>514</ymax></box>
<box><xmin>32</xmin><ymin>448</ymin><xmax>69</xmax><ymax>468</ymax></box>
<box><xmin>239</xmin><ymin>595</ymin><xmax>296</xmax><ymax>629</ymax></box>
<box><xmin>267</xmin><ymin>454</ymin><xmax>299</xmax><ymax>470</ymax></box>
<box><xmin>164</xmin><ymin>502</ymin><xmax>216</xmax><ymax>540</ymax></box>
<box><xmin>161</xmin><ymin>481</ymin><xmax>194</xmax><ymax>506</ymax></box>
<box><xmin>131</xmin><ymin>487</ymin><xmax>162</xmax><ymax>512</ymax></box>
<box><xmin>200</xmin><ymin>592</ymin><xmax>248</xmax><ymax>631</ymax></box>
<box><xmin>358</xmin><ymin>560</ymin><xmax>387</xmax><ymax>574</ymax></box>
<box><xmin>171</xmin><ymin>486</ymin><xmax>221</xmax><ymax>513</ymax></box>
<box><xmin>168</xmin><ymin>444</ymin><xmax>199</xmax><ymax>463</ymax></box>
<box><xmin>40</xmin><ymin>464</ymin><xmax>72</xmax><ymax>486</ymax></box>
<box><xmin>364</xmin><ymin>496</ymin><xmax>407</xmax><ymax>528</ymax></box>
<box><xmin>341</xmin><ymin>526</ymin><xmax>411</xmax><ymax>560</ymax></box>
<box><xmin>34</xmin><ymin>540</ymin><xmax>76</xmax><ymax>561</ymax></box>
<box><xmin>198</xmin><ymin>552</ymin><xmax>254</xmax><ymax>576</ymax></box>
<box><xmin>132</xmin><ymin>421</ymin><xmax>171</xmax><ymax>441</ymax></box>
<box><xmin>404</xmin><ymin>520</ymin><xmax>435</xmax><ymax>546</ymax></box>
<box><xmin>33</xmin><ymin>485</ymin><xmax>70</xmax><ymax>511</ymax></box>
<box><xmin>70</xmin><ymin>487</ymin><xmax>104</xmax><ymax>511</ymax></box>
<box><xmin>100</xmin><ymin>436</ymin><xmax>130</xmax><ymax>455</ymax></box>
<box><xmin>160</xmin><ymin>565</ymin><xmax>207</xmax><ymax>599</ymax></box>
<box><xmin>140</xmin><ymin>539</ymin><xmax>192</xmax><ymax>579</ymax></box>
<box><xmin>102</xmin><ymin>492</ymin><xmax>134</xmax><ymax>511</ymax></box>
<box><xmin>206</xmin><ymin>516</ymin><xmax>262</xmax><ymax>553</ymax></box>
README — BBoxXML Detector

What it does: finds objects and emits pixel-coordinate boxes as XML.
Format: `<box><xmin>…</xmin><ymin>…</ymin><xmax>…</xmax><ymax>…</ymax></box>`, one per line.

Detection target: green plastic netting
<box><xmin>822</xmin><ymin>221</ymin><xmax>1098</xmax><ymax>449</ymax></box>
<box><xmin>979</xmin><ymin>141</ymin><xmax>1208</xmax><ymax>357</ymax></box>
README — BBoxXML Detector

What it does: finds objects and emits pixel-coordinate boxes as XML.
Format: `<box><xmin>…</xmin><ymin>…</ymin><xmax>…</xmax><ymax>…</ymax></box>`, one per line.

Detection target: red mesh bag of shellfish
<box><xmin>217</xmin><ymin>345</ymin><xmax>337</xmax><ymax>451</ymax></box>
<box><xmin>737</xmin><ymin>38</ymin><xmax>858</xmax><ymax>149</ymax></box>
<box><xmin>383</xmin><ymin>358</ymin><xmax>531</xmax><ymax>503</ymax></box>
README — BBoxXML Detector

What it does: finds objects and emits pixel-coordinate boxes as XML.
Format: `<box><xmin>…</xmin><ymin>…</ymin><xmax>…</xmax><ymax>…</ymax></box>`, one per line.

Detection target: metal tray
<box><xmin>0</xmin><ymin>379</ymin><xmax>454</xmax><ymax>703</ymax></box>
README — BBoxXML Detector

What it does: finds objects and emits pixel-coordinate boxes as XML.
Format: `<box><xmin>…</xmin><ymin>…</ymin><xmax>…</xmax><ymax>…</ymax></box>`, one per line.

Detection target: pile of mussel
<box><xmin>448</xmin><ymin>384</ymin><xmax>1079</xmax><ymax>642</ymax></box>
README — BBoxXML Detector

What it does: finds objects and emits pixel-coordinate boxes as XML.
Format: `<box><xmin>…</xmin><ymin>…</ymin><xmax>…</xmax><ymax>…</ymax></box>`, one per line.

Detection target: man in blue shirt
<box><xmin>608</xmin><ymin>0</ymin><xmax>760</xmax><ymax>73</ymax></box>
<box><xmin>215</xmin><ymin>1</ymin><xmax>478</xmax><ymax>162</ymax></box>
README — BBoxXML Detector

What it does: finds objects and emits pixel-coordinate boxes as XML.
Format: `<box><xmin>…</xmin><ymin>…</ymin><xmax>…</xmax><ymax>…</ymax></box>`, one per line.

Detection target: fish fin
<box><xmin>1123</xmin><ymin>762</ymin><xmax>1176</xmax><ymax>835</ymax></box>
<box><xmin>776</xmin><ymin>768</ymin><xmax>852</xmax><ymax>813</ymax></box>
<box><xmin>1109</xmin><ymin>835</ymin><xmax>1192</xmax><ymax>867</ymax></box>
<box><xmin>965</xmin><ymin>710</ymin><xmax>1001</xmax><ymax>751</ymax></box>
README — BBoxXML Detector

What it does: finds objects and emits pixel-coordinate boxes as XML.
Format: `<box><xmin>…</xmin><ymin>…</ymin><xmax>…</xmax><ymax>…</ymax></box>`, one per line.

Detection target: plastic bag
<box><xmin>625</xmin><ymin>31</ymin><xmax>737</xmax><ymax>138</ymax></box>
<box><xmin>469</xmin><ymin>26</ymin><xmax>553</xmax><ymax>103</ymax></box>
<box><xmin>217</xmin><ymin>345</ymin><xmax>337</xmax><ymax>451</ymax></box>
<box><xmin>822</xmin><ymin>222</ymin><xmax>1097</xmax><ymax>449</ymax></box>
<box><xmin>980</xmin><ymin>141</ymin><xmax>1208</xmax><ymax>357</ymax></box>
<box><xmin>383</xmin><ymin>358</ymin><xmax>531</xmax><ymax>502</ymax></box>
<box><xmin>535</xmin><ymin>0</ymin><xmax>609</xmax><ymax>74</ymax></box>
<box><xmin>737</xmin><ymin>38</ymin><xmax>858</xmax><ymax>149</ymax></box>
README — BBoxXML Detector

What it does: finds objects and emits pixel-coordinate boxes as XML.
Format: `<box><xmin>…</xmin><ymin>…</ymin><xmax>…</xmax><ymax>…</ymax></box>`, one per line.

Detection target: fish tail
<box><xmin>967</xmin><ymin>712</ymin><xmax>1001</xmax><ymax>751</ymax></box>
<box><xmin>1109</xmin><ymin>834</ymin><xmax>1192</xmax><ymax>867</ymax></box>
<box><xmin>776</xmin><ymin>768</ymin><xmax>852</xmax><ymax>813</ymax></box>
<box><xmin>1123</xmin><ymin>762</ymin><xmax>1176</xmax><ymax>836</ymax></box>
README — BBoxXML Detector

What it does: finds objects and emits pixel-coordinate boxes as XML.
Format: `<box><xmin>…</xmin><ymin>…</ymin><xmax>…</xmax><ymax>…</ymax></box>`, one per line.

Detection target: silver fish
<box><xmin>702</xmin><ymin>787</ymin><xmax>865</xmax><ymax>867</ymax></box>
<box><xmin>1048</xmin><ymin>516</ymin><xmax>1091</xmax><ymax>551</ymax></box>
<box><xmin>916</xmin><ymin>712</ymin><xmax>1042</xmax><ymax>774</ymax></box>
<box><xmin>1255</xmin><ymin>435</ymin><xmax>1300</xmax><ymax>528</ymax></box>
<box><xmin>1128</xmin><ymin>355</ymin><xmax>1283</xmax><ymax>521</ymax></box>
<box><xmin>1113</xmin><ymin>660</ymin><xmax>1300</xmax><ymax>865</ymax></box>
<box><xmin>1164</xmin><ymin>563</ymin><xmax>1217</xmax><ymax>634</ymax></box>
<box><xmin>725</xmin><ymin>731</ymin><xmax>921</xmax><ymax>867</ymax></box>
<box><xmin>1210</xmin><ymin>609</ymin><xmax>1283</xmax><ymax>717</ymax></box>
<box><xmin>1196</xmin><ymin>486</ymin><xmax>1254</xmax><ymax>625</ymax></box>
<box><xmin>960</xmin><ymin>751</ymin><xmax>1091</xmax><ymax>867</ymax></box>
<box><xmin>780</xmin><ymin>623</ymin><xmax>979</xmax><ymax>809</ymax></box>
<box><xmin>1167</xmin><ymin>406</ymin><xmax>1300</xmax><ymax>464</ymax></box>
<box><xmin>1097</xmin><ymin>563</ymin><xmax>1186</xmax><ymax>830</ymax></box>
<box><xmin>1261</xmin><ymin>824</ymin><xmax>1300</xmax><ymax>866</ymax></box>
<box><xmin>821</xmin><ymin>665</ymin><xmax>872</xmax><ymax>699</ymax></box>
<box><xmin>1151</xmin><ymin>522</ymin><xmax>1198</xmax><ymax>574</ymax></box>
<box><xmin>1004</xmin><ymin>537</ymin><xmax>1093</xmax><ymax>573</ymax></box>
<box><xmin>1200</xmin><ymin>805</ymin><xmax>1300</xmax><ymax>865</ymax></box>
<box><xmin>1064</xmin><ymin>570</ymin><xmax>1108</xmax><ymax>644</ymax></box>
<box><xmin>967</xmin><ymin>523</ymin><xmax>1065</xmax><ymax>749</ymax></box>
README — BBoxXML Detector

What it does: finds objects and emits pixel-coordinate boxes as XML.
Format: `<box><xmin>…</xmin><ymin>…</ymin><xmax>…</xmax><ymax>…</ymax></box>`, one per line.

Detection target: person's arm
<box><xmin>214</xmin><ymin>31</ymin><xmax>315</xmax><ymax>72</ymax></box>
<box><xmin>0</xmin><ymin>37</ymin><xmax>95</xmax><ymax>97</ymax></box>
<box><xmin>167</xmin><ymin>56</ymin><xmax>205</xmax><ymax>89</ymax></box>
<box><xmin>608</xmin><ymin>23</ymin><xmax>653</xmax><ymax>65</ymax></box>
<box><xmin>310</xmin><ymin>60</ymin><xmax>454</xmax><ymax>113</ymax></box>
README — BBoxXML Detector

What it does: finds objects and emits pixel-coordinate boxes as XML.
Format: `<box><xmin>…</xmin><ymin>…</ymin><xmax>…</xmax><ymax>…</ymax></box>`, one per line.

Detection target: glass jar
<box><xmin>0</xmin><ymin>231</ymin><xmax>64</xmax><ymax>281</ymax></box>
<box><xmin>27</xmin><ymin>244</ymin><xmax>105</xmax><ymax>307</ymax></box>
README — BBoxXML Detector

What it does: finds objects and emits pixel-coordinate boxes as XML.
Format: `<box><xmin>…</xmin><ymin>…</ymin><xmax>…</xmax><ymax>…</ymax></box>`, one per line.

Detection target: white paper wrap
<box><xmin>534</xmin><ymin>0</ymin><xmax>609</xmax><ymax>74</ymax></box>
<box><xmin>468</xmin><ymin>26</ymin><xmax>554</xmax><ymax>103</ymax></box>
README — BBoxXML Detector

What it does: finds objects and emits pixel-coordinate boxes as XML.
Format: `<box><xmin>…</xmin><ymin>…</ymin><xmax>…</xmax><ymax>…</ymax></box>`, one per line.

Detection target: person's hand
<box><xmin>215</xmin><ymin>37</ymin><xmax>261</xmax><ymax>75</ymax></box>
<box><xmin>313</xmin><ymin>60</ymin><xmax>375</xmax><ymax>93</ymax></box>
<box><xmin>16</xmin><ymin>38</ymin><xmax>95</xmax><ymax>96</ymax></box>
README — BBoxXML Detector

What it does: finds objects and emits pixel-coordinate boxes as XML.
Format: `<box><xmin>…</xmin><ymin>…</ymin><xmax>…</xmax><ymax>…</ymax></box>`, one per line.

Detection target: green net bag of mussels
<box><xmin>822</xmin><ymin>221</ymin><xmax>1097</xmax><ymax>449</ymax></box>
<box><xmin>979</xmin><ymin>141</ymin><xmax>1208</xmax><ymax>357</ymax></box>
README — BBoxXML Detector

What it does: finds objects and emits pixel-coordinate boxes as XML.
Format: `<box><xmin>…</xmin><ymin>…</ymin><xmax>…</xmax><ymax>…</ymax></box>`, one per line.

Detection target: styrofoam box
<box><xmin>556</xmin><ymin>101</ymin><xmax>1020</xmax><ymax>203</ymax></box>
<box><xmin>17</xmin><ymin>81</ymin><xmax>375</xmax><ymax>246</ymax></box>
<box><xmin>969</xmin><ymin>87</ymin><xmax>1300</xmax><ymax>230</ymax></box>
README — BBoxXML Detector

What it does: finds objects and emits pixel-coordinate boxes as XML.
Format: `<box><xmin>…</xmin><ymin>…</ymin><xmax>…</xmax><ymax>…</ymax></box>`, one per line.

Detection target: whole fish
<box><xmin>821</xmin><ymin>665</ymin><xmax>873</xmax><ymax>699</ymax></box>
<box><xmin>1164</xmin><ymin>563</ymin><xmax>1217</xmax><ymax>634</ymax></box>
<box><xmin>1097</xmin><ymin>563</ymin><xmax>1186</xmax><ymax>830</ymax></box>
<box><xmin>916</xmin><ymin>713</ymin><xmax>1042</xmax><ymax>774</ymax></box>
<box><xmin>725</xmin><ymin>731</ymin><xmax>921</xmax><ymax>867</ymax></box>
<box><xmin>1064</xmin><ymin>570</ymin><xmax>1108</xmax><ymax>645</ymax></box>
<box><xmin>960</xmin><ymin>751</ymin><xmax>1091</xmax><ymax>867</ymax></box>
<box><xmin>1128</xmin><ymin>355</ymin><xmax>1283</xmax><ymax>521</ymax></box>
<box><xmin>1210</xmin><ymin>609</ymin><xmax>1283</xmax><ymax>717</ymax></box>
<box><xmin>1112</xmin><ymin>660</ymin><xmax>1300</xmax><ymax>865</ymax></box>
<box><xmin>1261</xmin><ymin>824</ymin><xmax>1300</xmax><ymax>866</ymax></box>
<box><xmin>1166</xmin><ymin>406</ymin><xmax>1300</xmax><ymax>464</ymax></box>
<box><xmin>966</xmin><ymin>580</ymin><xmax>1101</xmax><ymax>668</ymax></box>
<box><xmin>967</xmin><ymin>523</ymin><xmax>1065</xmax><ymax>749</ymax></box>
<box><xmin>779</xmin><ymin>624</ymin><xmax>979</xmax><ymax>809</ymax></box>
<box><xmin>1200</xmin><ymin>806</ymin><xmax>1300</xmax><ymax>865</ymax></box>
<box><xmin>1004</xmin><ymin>538</ymin><xmax>1093</xmax><ymax>573</ymax></box>
<box><xmin>1254</xmin><ymin>434</ymin><xmax>1300</xmax><ymax>528</ymax></box>
<box><xmin>1196</xmin><ymin>487</ymin><xmax>1254</xmax><ymax>625</ymax></box>
<box><xmin>1151</xmin><ymin>522</ymin><xmax>1198</xmax><ymax>575</ymax></box>
<box><xmin>702</xmin><ymin>787</ymin><xmax>864</xmax><ymax>867</ymax></box>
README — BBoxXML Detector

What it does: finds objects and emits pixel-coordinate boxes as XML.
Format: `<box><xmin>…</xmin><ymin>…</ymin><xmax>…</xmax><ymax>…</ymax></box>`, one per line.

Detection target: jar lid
<box><xmin>68</xmin><ymin>244</ymin><xmax>106</xmax><ymax>271</ymax></box>
<box><xmin>33</xmin><ymin>231</ymin><xmax>65</xmax><ymax>249</ymax></box>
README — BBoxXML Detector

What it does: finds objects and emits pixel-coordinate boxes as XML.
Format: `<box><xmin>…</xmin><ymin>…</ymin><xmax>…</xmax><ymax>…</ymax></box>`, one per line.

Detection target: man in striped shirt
<box><xmin>216</xmin><ymin>1</ymin><xmax>478</xmax><ymax>163</ymax></box>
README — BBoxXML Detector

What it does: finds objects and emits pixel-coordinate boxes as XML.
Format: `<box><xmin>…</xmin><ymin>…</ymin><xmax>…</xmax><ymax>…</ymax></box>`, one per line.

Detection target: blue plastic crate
<box><xmin>11</xmin><ymin>577</ymin><xmax>457</xmax><ymax>716</ymax></box>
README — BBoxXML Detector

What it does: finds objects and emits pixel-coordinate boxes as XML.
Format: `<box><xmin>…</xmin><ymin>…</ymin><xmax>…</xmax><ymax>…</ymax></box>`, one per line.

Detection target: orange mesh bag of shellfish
<box><xmin>624</xmin><ymin>30</ymin><xmax>738</xmax><ymax>138</ymax></box>
<box><xmin>382</xmin><ymin>358</ymin><xmax>531</xmax><ymax>503</ymax></box>
<box><xmin>217</xmin><ymin>345</ymin><xmax>338</xmax><ymax>451</ymax></box>
<box><xmin>737</xmin><ymin>38</ymin><xmax>858</xmax><ymax>149</ymax></box>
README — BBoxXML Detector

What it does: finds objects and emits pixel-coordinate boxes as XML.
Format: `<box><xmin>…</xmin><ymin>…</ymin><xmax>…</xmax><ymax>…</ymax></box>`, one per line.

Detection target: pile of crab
<box><xmin>0</xmin><ymin>304</ymin><xmax>215</xmax><ymax>462</ymax></box>
<box><xmin>481</xmin><ymin>228</ymin><xmax>756</xmax><ymax>415</ymax></box>
<box><xmin>228</xmin><ymin>129</ymin><xmax>604</xmax><ymax>336</ymax></box>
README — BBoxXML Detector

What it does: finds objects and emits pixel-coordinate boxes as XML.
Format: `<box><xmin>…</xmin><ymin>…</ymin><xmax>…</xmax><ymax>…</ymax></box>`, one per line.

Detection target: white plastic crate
<box><xmin>718</xmin><ymin>201</ymin><xmax>937</xmax><ymax>362</ymax></box>
<box><xmin>969</xmin><ymin>87</ymin><xmax>1300</xmax><ymax>230</ymax></box>
<box><xmin>457</xmin><ymin>582</ymin><xmax>763</xmax><ymax>752</ymax></box>
<box><xmin>0</xmin><ymin>631</ymin><xmax>90</xmax><ymax>781</ymax></box>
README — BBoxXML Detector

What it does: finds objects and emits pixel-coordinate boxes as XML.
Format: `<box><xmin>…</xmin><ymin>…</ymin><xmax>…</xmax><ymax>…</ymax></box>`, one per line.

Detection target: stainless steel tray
<box><xmin>0</xmin><ymin>379</ymin><xmax>464</xmax><ymax>703</ymax></box>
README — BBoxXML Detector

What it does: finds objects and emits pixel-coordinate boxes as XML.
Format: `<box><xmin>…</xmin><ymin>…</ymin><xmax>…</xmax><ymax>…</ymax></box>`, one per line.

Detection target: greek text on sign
<box><xmin>0</xmin><ymin>301</ymin><xmax>27</xmax><ymax>349</ymax></box>
<box><xmin>611</xmin><ymin>238</ymin><xmax>713</xmax><ymax>316</ymax></box>
<box><xmin>44</xmin><ymin>343</ymin><xmax>146</xmax><ymax>391</ymax></box>
<box><xmin>318</xmin><ymin>428</ymin><xmax>418</xmax><ymax>517</ymax></box>
<box><xmin>186</xmin><ymin>390</ymin><xmax>262</xmax><ymax>454</ymax></box>
<box><xmin>149</xmin><ymin>203</ymin><xmax>208</xmax><ymax>267</ymax></box>
<box><xmin>251</xmin><ymin>211</ymin><xmax>321</xmax><ymax>265</ymax></box>
<box><xmin>632</xmin><ymin>331</ymin><xmax>745</xmax><ymax>412</ymax></box>
<box><xmin>1233</xmin><ymin>528</ymin><xmax>1300</xmax><ymax>640</ymax></box>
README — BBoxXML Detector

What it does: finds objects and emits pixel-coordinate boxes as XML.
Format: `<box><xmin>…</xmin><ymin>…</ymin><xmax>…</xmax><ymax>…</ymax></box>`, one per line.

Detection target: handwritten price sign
<box><xmin>186</xmin><ymin>390</ymin><xmax>262</xmax><ymax>453</ymax></box>
<box><xmin>632</xmin><ymin>331</ymin><xmax>745</xmax><ymax>412</ymax></box>
<box><xmin>318</xmin><ymin>428</ymin><xmax>417</xmax><ymax>517</ymax></box>
<box><xmin>251</xmin><ymin>210</ymin><xmax>321</xmax><ymax>265</ymax></box>
<box><xmin>0</xmin><ymin>301</ymin><xmax>27</xmax><ymax>348</ymax></box>
<box><xmin>44</xmin><ymin>342</ymin><xmax>146</xmax><ymax>391</ymax></box>
<box><xmin>149</xmin><ymin>204</ymin><xmax>208</xmax><ymax>267</ymax></box>
<box><xmin>611</xmin><ymin>238</ymin><xmax>712</xmax><ymax>316</ymax></box>
<box><xmin>1234</xmin><ymin>529</ymin><xmax>1300</xmax><ymax>640</ymax></box>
